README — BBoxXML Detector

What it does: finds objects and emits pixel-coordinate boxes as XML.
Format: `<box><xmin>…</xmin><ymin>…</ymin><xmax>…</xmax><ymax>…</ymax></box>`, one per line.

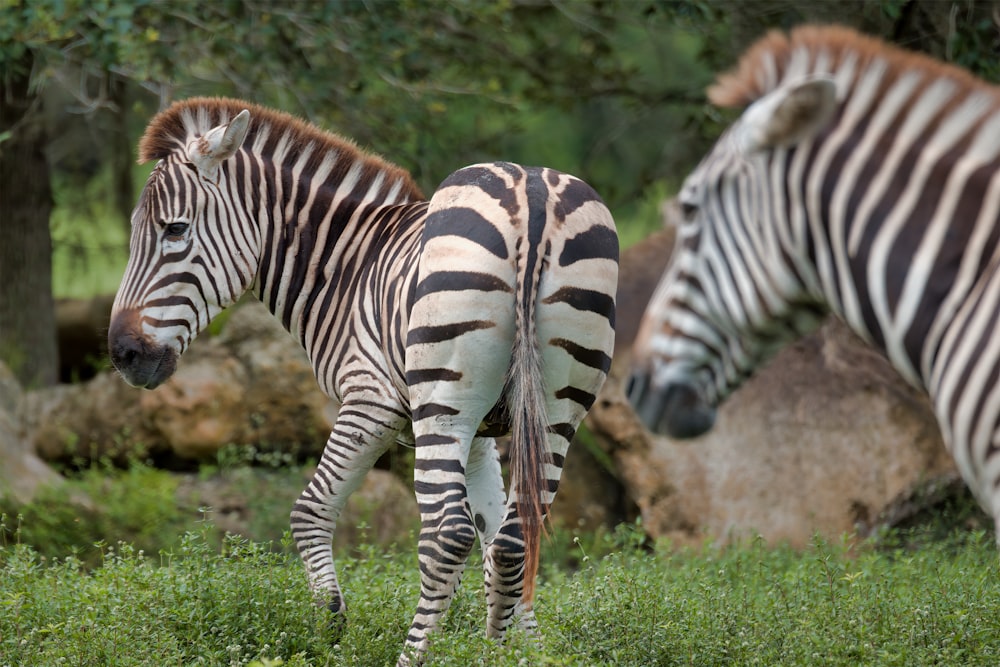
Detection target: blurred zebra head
<box><xmin>627</xmin><ymin>76</ymin><xmax>837</xmax><ymax>438</ymax></box>
<box><xmin>108</xmin><ymin>107</ymin><xmax>254</xmax><ymax>389</ymax></box>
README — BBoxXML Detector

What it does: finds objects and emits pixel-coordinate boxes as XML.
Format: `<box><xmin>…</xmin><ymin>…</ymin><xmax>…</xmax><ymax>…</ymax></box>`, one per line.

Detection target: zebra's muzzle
<box><xmin>108</xmin><ymin>310</ymin><xmax>178</xmax><ymax>390</ymax></box>
<box><xmin>626</xmin><ymin>372</ymin><xmax>716</xmax><ymax>440</ymax></box>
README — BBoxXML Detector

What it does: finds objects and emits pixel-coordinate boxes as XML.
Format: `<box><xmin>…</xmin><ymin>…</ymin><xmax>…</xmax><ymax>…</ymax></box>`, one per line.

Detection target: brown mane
<box><xmin>138</xmin><ymin>97</ymin><xmax>424</xmax><ymax>200</ymax></box>
<box><xmin>709</xmin><ymin>25</ymin><xmax>999</xmax><ymax>109</ymax></box>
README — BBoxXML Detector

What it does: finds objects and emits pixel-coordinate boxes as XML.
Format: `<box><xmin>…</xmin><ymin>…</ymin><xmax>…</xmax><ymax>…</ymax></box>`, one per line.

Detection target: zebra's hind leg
<box><xmin>483</xmin><ymin>503</ymin><xmax>534</xmax><ymax>640</ymax></box>
<box><xmin>464</xmin><ymin>436</ymin><xmax>518</xmax><ymax>639</ymax></box>
<box><xmin>467</xmin><ymin>436</ymin><xmax>506</xmax><ymax>546</ymax></box>
<box><xmin>290</xmin><ymin>407</ymin><xmax>397</xmax><ymax>633</ymax></box>
<box><xmin>482</xmin><ymin>423</ymin><xmax>574</xmax><ymax>640</ymax></box>
<box><xmin>399</xmin><ymin>431</ymin><xmax>481</xmax><ymax>666</ymax></box>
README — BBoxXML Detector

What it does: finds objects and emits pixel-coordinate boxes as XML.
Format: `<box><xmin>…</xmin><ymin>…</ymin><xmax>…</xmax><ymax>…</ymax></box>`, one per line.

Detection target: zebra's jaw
<box><xmin>107</xmin><ymin>308</ymin><xmax>179</xmax><ymax>390</ymax></box>
<box><xmin>626</xmin><ymin>371</ymin><xmax>717</xmax><ymax>439</ymax></box>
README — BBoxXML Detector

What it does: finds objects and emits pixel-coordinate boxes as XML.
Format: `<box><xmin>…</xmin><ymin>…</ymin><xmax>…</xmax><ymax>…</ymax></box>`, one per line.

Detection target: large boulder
<box><xmin>25</xmin><ymin>300</ymin><xmax>334</xmax><ymax>466</ymax></box>
<box><xmin>0</xmin><ymin>361</ymin><xmax>64</xmax><ymax>503</ymax></box>
<box><xmin>587</xmin><ymin>213</ymin><xmax>959</xmax><ymax>548</ymax></box>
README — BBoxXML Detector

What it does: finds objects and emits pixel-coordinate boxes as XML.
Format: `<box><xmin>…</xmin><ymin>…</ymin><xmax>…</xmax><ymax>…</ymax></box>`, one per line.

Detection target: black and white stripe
<box><xmin>629</xmin><ymin>26</ymin><xmax>1000</xmax><ymax>537</ymax></box>
<box><xmin>108</xmin><ymin>97</ymin><xmax>618</xmax><ymax>665</ymax></box>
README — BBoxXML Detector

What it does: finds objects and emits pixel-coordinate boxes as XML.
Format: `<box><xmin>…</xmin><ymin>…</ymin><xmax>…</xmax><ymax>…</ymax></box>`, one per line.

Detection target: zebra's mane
<box><xmin>138</xmin><ymin>97</ymin><xmax>425</xmax><ymax>200</ymax></box>
<box><xmin>709</xmin><ymin>24</ymin><xmax>998</xmax><ymax>109</ymax></box>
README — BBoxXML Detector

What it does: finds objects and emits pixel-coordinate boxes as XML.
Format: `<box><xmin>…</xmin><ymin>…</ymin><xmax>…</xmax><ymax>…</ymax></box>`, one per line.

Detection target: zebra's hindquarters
<box><xmin>401</xmin><ymin>162</ymin><xmax>617</xmax><ymax>662</ymax></box>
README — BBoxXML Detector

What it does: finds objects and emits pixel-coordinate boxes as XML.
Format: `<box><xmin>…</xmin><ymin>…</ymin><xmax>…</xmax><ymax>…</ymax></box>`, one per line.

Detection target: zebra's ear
<box><xmin>189</xmin><ymin>109</ymin><xmax>251</xmax><ymax>179</ymax></box>
<box><xmin>738</xmin><ymin>76</ymin><xmax>837</xmax><ymax>154</ymax></box>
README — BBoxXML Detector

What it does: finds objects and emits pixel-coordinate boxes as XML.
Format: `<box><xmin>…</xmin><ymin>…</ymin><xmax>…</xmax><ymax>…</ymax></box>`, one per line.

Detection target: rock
<box><xmin>25</xmin><ymin>370</ymin><xmax>162</xmax><ymax>464</ymax></box>
<box><xmin>26</xmin><ymin>299</ymin><xmax>335</xmax><ymax>467</ymax></box>
<box><xmin>0</xmin><ymin>361</ymin><xmax>64</xmax><ymax>503</ymax></box>
<box><xmin>55</xmin><ymin>294</ymin><xmax>114</xmax><ymax>382</ymax></box>
<box><xmin>214</xmin><ymin>303</ymin><xmax>335</xmax><ymax>455</ymax></box>
<box><xmin>176</xmin><ymin>467</ymin><xmax>418</xmax><ymax>551</ymax></box>
<box><xmin>587</xmin><ymin>206</ymin><xmax>958</xmax><ymax>548</ymax></box>
<box><xmin>142</xmin><ymin>346</ymin><xmax>249</xmax><ymax>460</ymax></box>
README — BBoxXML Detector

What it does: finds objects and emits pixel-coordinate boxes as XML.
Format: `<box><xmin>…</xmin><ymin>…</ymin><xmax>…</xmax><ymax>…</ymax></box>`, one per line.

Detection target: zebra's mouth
<box><xmin>627</xmin><ymin>372</ymin><xmax>717</xmax><ymax>439</ymax></box>
<box><xmin>135</xmin><ymin>346</ymin><xmax>177</xmax><ymax>389</ymax></box>
<box><xmin>108</xmin><ymin>310</ymin><xmax>179</xmax><ymax>390</ymax></box>
<box><xmin>113</xmin><ymin>342</ymin><xmax>178</xmax><ymax>390</ymax></box>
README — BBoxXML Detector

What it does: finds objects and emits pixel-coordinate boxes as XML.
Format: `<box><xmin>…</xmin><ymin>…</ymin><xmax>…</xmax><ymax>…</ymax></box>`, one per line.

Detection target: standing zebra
<box><xmin>628</xmin><ymin>26</ymin><xmax>1000</xmax><ymax>539</ymax></box>
<box><xmin>108</xmin><ymin>97</ymin><xmax>618</xmax><ymax>664</ymax></box>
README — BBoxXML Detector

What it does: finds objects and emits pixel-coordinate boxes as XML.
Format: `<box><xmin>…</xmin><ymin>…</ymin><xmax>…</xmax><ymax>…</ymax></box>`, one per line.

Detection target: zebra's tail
<box><xmin>507</xmin><ymin>262</ymin><xmax>550</xmax><ymax>606</ymax></box>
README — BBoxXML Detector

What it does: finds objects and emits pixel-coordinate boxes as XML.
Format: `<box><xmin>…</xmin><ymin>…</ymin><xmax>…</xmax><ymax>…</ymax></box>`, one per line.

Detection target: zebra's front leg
<box><xmin>399</xmin><ymin>435</ymin><xmax>478</xmax><ymax>666</ymax></box>
<box><xmin>291</xmin><ymin>413</ymin><xmax>396</xmax><ymax>632</ymax></box>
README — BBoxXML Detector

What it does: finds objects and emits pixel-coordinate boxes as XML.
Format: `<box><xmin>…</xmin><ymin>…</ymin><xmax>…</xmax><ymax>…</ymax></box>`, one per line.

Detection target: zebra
<box><xmin>107</xmin><ymin>97</ymin><xmax>618</xmax><ymax>664</ymax></box>
<box><xmin>627</xmin><ymin>25</ymin><xmax>1000</xmax><ymax>540</ymax></box>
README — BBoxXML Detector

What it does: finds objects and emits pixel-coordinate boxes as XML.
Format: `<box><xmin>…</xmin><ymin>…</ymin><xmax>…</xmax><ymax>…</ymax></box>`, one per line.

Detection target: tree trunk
<box><xmin>109</xmin><ymin>75</ymin><xmax>134</xmax><ymax>231</ymax></box>
<box><xmin>0</xmin><ymin>53</ymin><xmax>59</xmax><ymax>388</ymax></box>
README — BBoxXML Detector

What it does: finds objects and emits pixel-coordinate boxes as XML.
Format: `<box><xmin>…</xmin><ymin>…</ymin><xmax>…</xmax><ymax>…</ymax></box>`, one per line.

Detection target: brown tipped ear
<box><xmin>188</xmin><ymin>109</ymin><xmax>251</xmax><ymax>179</ymax></box>
<box><xmin>738</xmin><ymin>77</ymin><xmax>838</xmax><ymax>154</ymax></box>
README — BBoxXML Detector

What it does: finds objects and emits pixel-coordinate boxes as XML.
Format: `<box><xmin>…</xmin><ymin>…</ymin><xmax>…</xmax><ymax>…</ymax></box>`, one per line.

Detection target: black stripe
<box><xmin>407</xmin><ymin>320</ymin><xmax>495</xmax><ymax>346</ymax></box>
<box><xmin>415</xmin><ymin>271</ymin><xmax>511</xmax><ymax>300</ymax></box>
<box><xmin>406</xmin><ymin>368</ymin><xmax>463</xmax><ymax>384</ymax></box>
<box><xmin>414</xmin><ymin>458</ymin><xmax>465</xmax><ymax>473</ymax></box>
<box><xmin>523</xmin><ymin>169</ymin><xmax>549</xmax><ymax>315</ymax></box>
<box><xmin>439</xmin><ymin>164</ymin><xmax>520</xmax><ymax>216</ymax></box>
<box><xmin>144</xmin><ymin>295</ymin><xmax>196</xmax><ymax>309</ymax></box>
<box><xmin>542</xmin><ymin>286</ymin><xmax>615</xmax><ymax>318</ymax></box>
<box><xmin>412</xmin><ymin>402</ymin><xmax>461</xmax><ymax>421</ymax></box>
<box><xmin>553</xmin><ymin>175</ymin><xmax>603</xmax><ymax>222</ymax></box>
<box><xmin>559</xmin><ymin>225</ymin><xmax>618</xmax><ymax>267</ymax></box>
<box><xmin>550</xmin><ymin>337</ymin><xmax>612</xmax><ymax>372</ymax></box>
<box><xmin>423</xmin><ymin>206</ymin><xmax>509</xmax><ymax>259</ymax></box>
<box><xmin>555</xmin><ymin>385</ymin><xmax>597</xmax><ymax>409</ymax></box>
<box><xmin>548</xmin><ymin>422</ymin><xmax>576</xmax><ymax>442</ymax></box>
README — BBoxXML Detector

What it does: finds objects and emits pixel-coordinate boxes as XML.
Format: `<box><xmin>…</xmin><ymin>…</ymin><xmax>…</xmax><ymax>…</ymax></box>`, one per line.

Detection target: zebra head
<box><xmin>628</xmin><ymin>76</ymin><xmax>838</xmax><ymax>438</ymax></box>
<box><xmin>109</xmin><ymin>108</ymin><xmax>254</xmax><ymax>389</ymax></box>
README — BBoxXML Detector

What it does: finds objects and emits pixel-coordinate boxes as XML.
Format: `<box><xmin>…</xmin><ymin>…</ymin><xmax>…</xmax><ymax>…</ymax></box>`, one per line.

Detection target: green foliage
<box><xmin>1</xmin><ymin>462</ymin><xmax>998</xmax><ymax>664</ymax></box>
<box><xmin>12</xmin><ymin>0</ymin><xmax>1000</xmax><ymax>301</ymax></box>
<box><xmin>0</xmin><ymin>461</ymin><xmax>189</xmax><ymax>567</ymax></box>
<box><xmin>0</xmin><ymin>531</ymin><xmax>327</xmax><ymax>666</ymax></box>
<box><xmin>2</xmin><ymin>521</ymin><xmax>999</xmax><ymax>666</ymax></box>
<box><xmin>49</xmin><ymin>165</ymin><xmax>136</xmax><ymax>298</ymax></box>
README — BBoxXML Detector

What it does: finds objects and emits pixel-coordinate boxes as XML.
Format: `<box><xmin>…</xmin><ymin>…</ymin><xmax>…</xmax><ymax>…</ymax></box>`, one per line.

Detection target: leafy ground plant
<box><xmin>2</xmin><ymin>520</ymin><xmax>1000</xmax><ymax>666</ymax></box>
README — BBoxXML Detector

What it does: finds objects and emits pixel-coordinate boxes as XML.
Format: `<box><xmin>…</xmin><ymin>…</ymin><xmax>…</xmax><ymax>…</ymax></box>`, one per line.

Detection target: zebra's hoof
<box><xmin>325</xmin><ymin>598</ymin><xmax>347</xmax><ymax>639</ymax></box>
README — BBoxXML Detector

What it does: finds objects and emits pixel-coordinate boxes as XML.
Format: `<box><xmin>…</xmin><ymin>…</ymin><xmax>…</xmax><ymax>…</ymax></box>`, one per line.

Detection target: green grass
<box><xmin>2</xmin><ymin>508</ymin><xmax>999</xmax><ymax>667</ymax></box>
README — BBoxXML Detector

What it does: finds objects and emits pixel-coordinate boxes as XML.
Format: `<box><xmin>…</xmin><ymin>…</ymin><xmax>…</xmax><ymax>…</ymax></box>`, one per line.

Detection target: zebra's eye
<box><xmin>163</xmin><ymin>221</ymin><xmax>189</xmax><ymax>238</ymax></box>
<box><xmin>680</xmin><ymin>201</ymin><xmax>698</xmax><ymax>221</ymax></box>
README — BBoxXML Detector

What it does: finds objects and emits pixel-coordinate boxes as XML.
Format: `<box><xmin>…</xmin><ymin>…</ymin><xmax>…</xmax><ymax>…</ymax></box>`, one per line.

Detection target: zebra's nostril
<box><xmin>110</xmin><ymin>336</ymin><xmax>143</xmax><ymax>370</ymax></box>
<box><xmin>624</xmin><ymin>374</ymin><xmax>637</xmax><ymax>398</ymax></box>
<box><xmin>624</xmin><ymin>371</ymin><xmax>646</xmax><ymax>402</ymax></box>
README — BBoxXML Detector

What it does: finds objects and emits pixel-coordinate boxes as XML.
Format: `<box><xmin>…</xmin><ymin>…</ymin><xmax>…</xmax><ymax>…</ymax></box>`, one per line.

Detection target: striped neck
<box><xmin>739</xmin><ymin>30</ymin><xmax>1000</xmax><ymax>388</ymax></box>
<box><xmin>136</xmin><ymin>98</ymin><xmax>424</xmax><ymax>342</ymax></box>
<box><xmin>243</xmin><ymin>124</ymin><xmax>422</xmax><ymax>337</ymax></box>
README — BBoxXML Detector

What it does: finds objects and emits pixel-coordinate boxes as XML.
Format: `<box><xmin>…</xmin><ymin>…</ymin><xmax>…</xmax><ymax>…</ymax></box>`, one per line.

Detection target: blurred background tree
<box><xmin>1</xmin><ymin>0</ymin><xmax>998</xmax><ymax>387</ymax></box>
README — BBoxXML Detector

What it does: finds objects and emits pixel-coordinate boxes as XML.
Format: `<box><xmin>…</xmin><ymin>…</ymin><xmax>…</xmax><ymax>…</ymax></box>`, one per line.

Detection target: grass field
<box><xmin>2</xmin><ymin>502</ymin><xmax>999</xmax><ymax>667</ymax></box>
